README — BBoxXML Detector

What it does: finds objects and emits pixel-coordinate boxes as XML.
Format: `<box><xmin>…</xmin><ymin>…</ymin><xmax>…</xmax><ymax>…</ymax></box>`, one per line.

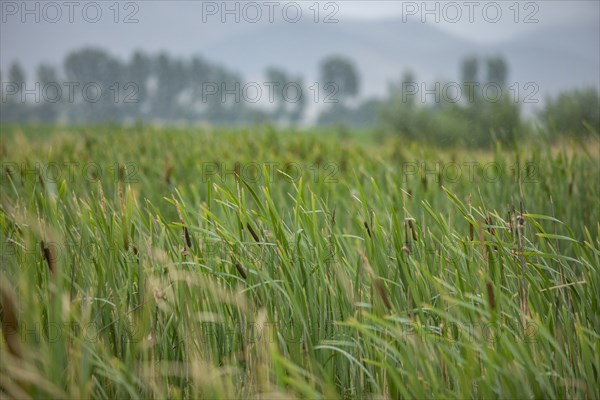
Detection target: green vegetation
<box><xmin>4</xmin><ymin>50</ymin><xmax>599</xmax><ymax>148</ymax></box>
<box><xmin>541</xmin><ymin>87</ymin><xmax>600</xmax><ymax>138</ymax></box>
<box><xmin>1</xmin><ymin>125</ymin><xmax>599</xmax><ymax>398</ymax></box>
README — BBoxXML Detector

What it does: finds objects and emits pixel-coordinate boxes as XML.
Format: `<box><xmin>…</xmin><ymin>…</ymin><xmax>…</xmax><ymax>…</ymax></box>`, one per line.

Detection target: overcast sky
<box><xmin>1</xmin><ymin>0</ymin><xmax>598</xmax><ymax>73</ymax></box>
<box><xmin>339</xmin><ymin>1</ymin><xmax>599</xmax><ymax>41</ymax></box>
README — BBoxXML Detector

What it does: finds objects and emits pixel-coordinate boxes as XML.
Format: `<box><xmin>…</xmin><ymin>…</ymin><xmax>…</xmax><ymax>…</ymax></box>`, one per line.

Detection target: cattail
<box><xmin>514</xmin><ymin>214</ymin><xmax>525</xmax><ymax>240</ymax></box>
<box><xmin>516</xmin><ymin>211</ymin><xmax>528</xmax><ymax>324</ymax></box>
<box><xmin>164</xmin><ymin>154</ymin><xmax>173</xmax><ymax>185</ymax></box>
<box><xmin>246</xmin><ymin>222</ymin><xmax>260</xmax><ymax>243</ymax></box>
<box><xmin>485</xmin><ymin>214</ymin><xmax>496</xmax><ymax>236</ymax></box>
<box><xmin>0</xmin><ymin>276</ymin><xmax>23</xmax><ymax>359</ymax></box>
<box><xmin>97</xmin><ymin>181</ymin><xmax>107</xmax><ymax>217</ymax></box>
<box><xmin>477</xmin><ymin>216</ymin><xmax>487</xmax><ymax>264</ymax></box>
<box><xmin>123</xmin><ymin>234</ymin><xmax>130</xmax><ymax>253</ymax></box>
<box><xmin>568</xmin><ymin>170</ymin><xmax>575</xmax><ymax>196</ymax></box>
<box><xmin>37</xmin><ymin>166</ymin><xmax>45</xmax><ymax>190</ymax></box>
<box><xmin>182</xmin><ymin>226</ymin><xmax>192</xmax><ymax>249</ymax></box>
<box><xmin>118</xmin><ymin>163</ymin><xmax>126</xmax><ymax>181</ymax></box>
<box><xmin>467</xmin><ymin>196</ymin><xmax>474</xmax><ymax>241</ymax></box>
<box><xmin>235</xmin><ymin>262</ymin><xmax>247</xmax><ymax>280</ymax></box>
<box><xmin>485</xmin><ymin>214</ymin><xmax>498</xmax><ymax>251</ymax></box>
<box><xmin>406</xmin><ymin>218</ymin><xmax>418</xmax><ymax>241</ymax></box>
<box><xmin>363</xmin><ymin>221</ymin><xmax>372</xmax><ymax>238</ymax></box>
<box><xmin>374</xmin><ymin>277</ymin><xmax>392</xmax><ymax>310</ymax></box>
<box><xmin>4</xmin><ymin>164</ymin><xmax>14</xmax><ymax>182</ymax></box>
<box><xmin>486</xmin><ymin>282</ymin><xmax>496</xmax><ymax>311</ymax></box>
<box><xmin>175</xmin><ymin>200</ymin><xmax>193</xmax><ymax>249</ymax></box>
<box><xmin>41</xmin><ymin>240</ymin><xmax>57</xmax><ymax>276</ymax></box>
<box><xmin>118</xmin><ymin>180</ymin><xmax>125</xmax><ymax>214</ymax></box>
<box><xmin>340</xmin><ymin>156</ymin><xmax>347</xmax><ymax>172</ymax></box>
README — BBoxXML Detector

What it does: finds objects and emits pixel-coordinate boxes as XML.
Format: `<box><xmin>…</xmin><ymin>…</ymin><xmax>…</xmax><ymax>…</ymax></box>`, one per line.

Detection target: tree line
<box><xmin>1</xmin><ymin>47</ymin><xmax>597</xmax><ymax>145</ymax></box>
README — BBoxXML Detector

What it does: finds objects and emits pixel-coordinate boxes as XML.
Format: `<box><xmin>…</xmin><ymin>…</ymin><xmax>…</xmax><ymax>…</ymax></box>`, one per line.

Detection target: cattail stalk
<box><xmin>516</xmin><ymin>213</ymin><xmax>529</xmax><ymax>327</ymax></box>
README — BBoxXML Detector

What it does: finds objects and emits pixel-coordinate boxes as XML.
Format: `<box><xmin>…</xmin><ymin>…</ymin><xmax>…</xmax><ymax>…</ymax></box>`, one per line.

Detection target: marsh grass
<box><xmin>0</xmin><ymin>125</ymin><xmax>599</xmax><ymax>399</ymax></box>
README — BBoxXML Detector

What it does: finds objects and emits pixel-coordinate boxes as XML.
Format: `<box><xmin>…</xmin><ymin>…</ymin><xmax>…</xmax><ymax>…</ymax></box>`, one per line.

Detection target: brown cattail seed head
<box><xmin>235</xmin><ymin>262</ymin><xmax>247</xmax><ymax>280</ymax></box>
<box><xmin>41</xmin><ymin>240</ymin><xmax>57</xmax><ymax>276</ymax></box>
<box><xmin>0</xmin><ymin>277</ymin><xmax>23</xmax><ymax>359</ymax></box>
<box><xmin>363</xmin><ymin>221</ymin><xmax>372</xmax><ymax>238</ymax></box>
<box><xmin>486</xmin><ymin>282</ymin><xmax>496</xmax><ymax>311</ymax></box>
<box><xmin>374</xmin><ymin>278</ymin><xmax>392</xmax><ymax>310</ymax></box>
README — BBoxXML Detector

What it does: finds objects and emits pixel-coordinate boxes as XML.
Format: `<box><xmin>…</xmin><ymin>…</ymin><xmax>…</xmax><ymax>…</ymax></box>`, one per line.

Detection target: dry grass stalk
<box><xmin>97</xmin><ymin>180</ymin><xmax>107</xmax><ymax>217</ymax></box>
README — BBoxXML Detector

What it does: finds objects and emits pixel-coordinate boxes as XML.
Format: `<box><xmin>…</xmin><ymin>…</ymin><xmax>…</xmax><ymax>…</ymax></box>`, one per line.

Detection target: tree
<box><xmin>265</xmin><ymin>67</ymin><xmax>289</xmax><ymax>120</ymax></box>
<box><xmin>319</xmin><ymin>56</ymin><xmax>360</xmax><ymax>104</ymax></box>
<box><xmin>8</xmin><ymin>62</ymin><xmax>26</xmax><ymax>97</ymax></box>
<box><xmin>486</xmin><ymin>56</ymin><xmax>508</xmax><ymax>88</ymax></box>
<box><xmin>64</xmin><ymin>48</ymin><xmax>124</xmax><ymax>122</ymax></box>
<box><xmin>35</xmin><ymin>64</ymin><xmax>60</xmax><ymax>122</ymax></box>
<box><xmin>1</xmin><ymin>62</ymin><xmax>27</xmax><ymax>122</ymax></box>
<box><xmin>461</xmin><ymin>56</ymin><xmax>478</xmax><ymax>84</ymax></box>
<box><xmin>128</xmin><ymin>51</ymin><xmax>152</xmax><ymax>120</ymax></box>
<box><xmin>8</xmin><ymin>62</ymin><xmax>25</xmax><ymax>86</ymax></box>
<box><xmin>37</xmin><ymin>64</ymin><xmax>57</xmax><ymax>86</ymax></box>
<box><xmin>288</xmin><ymin>76</ymin><xmax>306</xmax><ymax>125</ymax></box>
<box><xmin>461</xmin><ymin>56</ymin><xmax>479</xmax><ymax>103</ymax></box>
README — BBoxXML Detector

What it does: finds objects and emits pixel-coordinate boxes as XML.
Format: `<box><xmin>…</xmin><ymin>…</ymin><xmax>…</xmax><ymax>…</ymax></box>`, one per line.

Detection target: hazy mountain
<box><xmin>2</xmin><ymin>8</ymin><xmax>598</xmax><ymax>108</ymax></box>
<box><xmin>197</xmin><ymin>17</ymin><xmax>600</xmax><ymax>104</ymax></box>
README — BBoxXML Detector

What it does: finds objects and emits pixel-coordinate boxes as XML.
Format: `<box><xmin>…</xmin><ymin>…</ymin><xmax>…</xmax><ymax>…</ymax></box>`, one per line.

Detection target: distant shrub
<box><xmin>541</xmin><ymin>87</ymin><xmax>600</xmax><ymax>137</ymax></box>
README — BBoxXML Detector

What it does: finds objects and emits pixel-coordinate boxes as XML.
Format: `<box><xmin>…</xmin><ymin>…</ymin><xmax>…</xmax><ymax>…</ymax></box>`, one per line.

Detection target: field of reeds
<box><xmin>1</xmin><ymin>125</ymin><xmax>599</xmax><ymax>399</ymax></box>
